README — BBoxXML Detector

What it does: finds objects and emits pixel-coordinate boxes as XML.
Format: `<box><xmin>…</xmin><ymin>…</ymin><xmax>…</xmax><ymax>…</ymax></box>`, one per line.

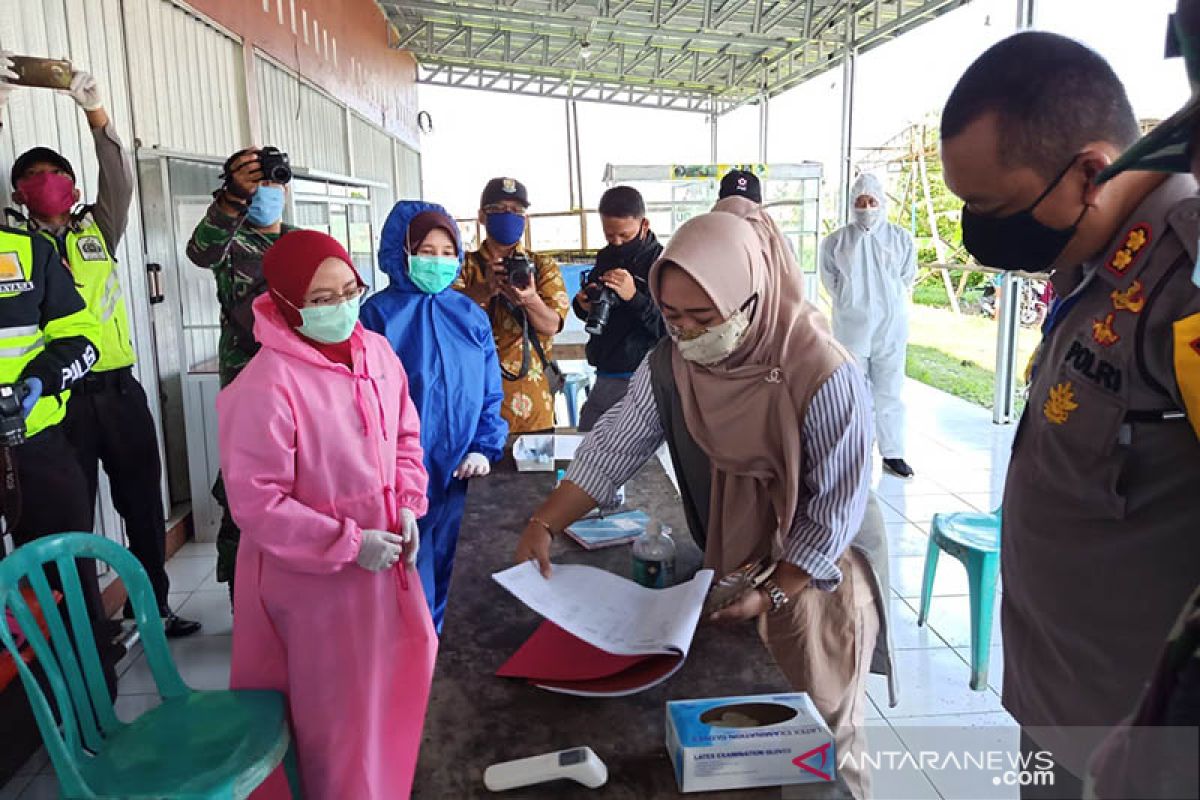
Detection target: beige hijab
<box><xmin>649</xmin><ymin>205</ymin><xmax>849</xmax><ymax>574</ymax></box>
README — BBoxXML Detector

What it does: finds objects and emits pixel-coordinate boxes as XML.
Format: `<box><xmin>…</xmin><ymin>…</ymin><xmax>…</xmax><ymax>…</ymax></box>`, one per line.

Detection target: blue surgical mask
<box><xmin>297</xmin><ymin>296</ymin><xmax>360</xmax><ymax>344</ymax></box>
<box><xmin>247</xmin><ymin>185</ymin><xmax>286</xmax><ymax>227</ymax></box>
<box><xmin>408</xmin><ymin>254</ymin><xmax>459</xmax><ymax>294</ymax></box>
<box><xmin>485</xmin><ymin>211</ymin><xmax>525</xmax><ymax>246</ymax></box>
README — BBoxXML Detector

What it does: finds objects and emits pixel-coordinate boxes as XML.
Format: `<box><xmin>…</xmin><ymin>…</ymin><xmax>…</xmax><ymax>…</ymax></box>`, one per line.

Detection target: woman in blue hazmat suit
<box><xmin>361</xmin><ymin>201</ymin><xmax>508</xmax><ymax>632</ymax></box>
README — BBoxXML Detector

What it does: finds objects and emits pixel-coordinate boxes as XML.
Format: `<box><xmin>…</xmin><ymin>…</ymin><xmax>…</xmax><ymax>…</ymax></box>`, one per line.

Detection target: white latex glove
<box><xmin>400</xmin><ymin>508</ymin><xmax>420</xmax><ymax>566</ymax></box>
<box><xmin>62</xmin><ymin>70</ymin><xmax>102</xmax><ymax>112</ymax></box>
<box><xmin>356</xmin><ymin>529</ymin><xmax>405</xmax><ymax>572</ymax></box>
<box><xmin>453</xmin><ymin>452</ymin><xmax>491</xmax><ymax>480</ymax></box>
<box><xmin>0</xmin><ymin>52</ymin><xmax>17</xmax><ymax>111</ymax></box>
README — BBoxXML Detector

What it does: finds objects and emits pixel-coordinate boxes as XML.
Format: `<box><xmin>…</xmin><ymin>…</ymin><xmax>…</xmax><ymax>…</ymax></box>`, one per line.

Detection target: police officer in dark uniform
<box><xmin>940</xmin><ymin>31</ymin><xmax>1200</xmax><ymax>797</ymax></box>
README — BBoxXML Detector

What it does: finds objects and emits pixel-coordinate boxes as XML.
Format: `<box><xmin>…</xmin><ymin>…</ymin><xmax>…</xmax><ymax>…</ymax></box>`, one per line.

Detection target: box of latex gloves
<box><xmin>666</xmin><ymin>693</ymin><xmax>835</xmax><ymax>793</ymax></box>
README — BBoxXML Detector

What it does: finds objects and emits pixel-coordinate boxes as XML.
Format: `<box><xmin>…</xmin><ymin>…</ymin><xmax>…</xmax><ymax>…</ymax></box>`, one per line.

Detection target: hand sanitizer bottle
<box><xmin>632</xmin><ymin>519</ymin><xmax>676</xmax><ymax>589</ymax></box>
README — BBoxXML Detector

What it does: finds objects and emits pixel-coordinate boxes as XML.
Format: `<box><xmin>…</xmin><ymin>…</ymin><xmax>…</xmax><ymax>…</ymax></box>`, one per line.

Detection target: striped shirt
<box><xmin>565</xmin><ymin>359</ymin><xmax>873</xmax><ymax>591</ymax></box>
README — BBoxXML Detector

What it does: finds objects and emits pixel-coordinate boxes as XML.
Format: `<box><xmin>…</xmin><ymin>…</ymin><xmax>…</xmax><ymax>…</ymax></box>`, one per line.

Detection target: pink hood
<box><xmin>217</xmin><ymin>294</ymin><xmax>429</xmax><ymax>575</ymax></box>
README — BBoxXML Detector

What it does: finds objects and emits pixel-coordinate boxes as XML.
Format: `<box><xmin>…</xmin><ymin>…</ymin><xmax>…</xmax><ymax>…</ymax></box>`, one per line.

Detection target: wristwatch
<box><xmin>759</xmin><ymin>578</ymin><xmax>791</xmax><ymax>614</ymax></box>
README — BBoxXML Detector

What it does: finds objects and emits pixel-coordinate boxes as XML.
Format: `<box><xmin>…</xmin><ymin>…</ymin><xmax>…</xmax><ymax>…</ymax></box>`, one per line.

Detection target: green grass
<box><xmin>913</xmin><ymin>283</ymin><xmax>953</xmax><ymax>308</ymax></box>
<box><xmin>905</xmin><ymin>304</ymin><xmax>1038</xmax><ymax>410</ymax></box>
<box><xmin>906</xmin><ymin>344</ymin><xmax>997</xmax><ymax>407</ymax></box>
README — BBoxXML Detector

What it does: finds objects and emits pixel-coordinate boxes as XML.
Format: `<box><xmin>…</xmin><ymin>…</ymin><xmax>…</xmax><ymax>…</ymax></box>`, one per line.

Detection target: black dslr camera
<box><xmin>503</xmin><ymin>253</ymin><xmax>535</xmax><ymax>290</ymax></box>
<box><xmin>257</xmin><ymin>146</ymin><xmax>292</xmax><ymax>184</ymax></box>
<box><xmin>0</xmin><ymin>383</ymin><xmax>32</xmax><ymax>447</ymax></box>
<box><xmin>584</xmin><ymin>269</ymin><xmax>618</xmax><ymax>336</ymax></box>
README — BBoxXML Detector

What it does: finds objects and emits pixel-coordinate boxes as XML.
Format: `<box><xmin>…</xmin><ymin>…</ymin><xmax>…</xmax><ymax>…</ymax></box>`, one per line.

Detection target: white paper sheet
<box><xmin>492</xmin><ymin>561</ymin><xmax>713</xmax><ymax>657</ymax></box>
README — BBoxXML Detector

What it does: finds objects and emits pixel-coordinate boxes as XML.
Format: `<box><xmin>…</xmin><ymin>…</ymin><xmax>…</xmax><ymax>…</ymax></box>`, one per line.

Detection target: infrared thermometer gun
<box><xmin>484</xmin><ymin>746</ymin><xmax>608</xmax><ymax>792</ymax></box>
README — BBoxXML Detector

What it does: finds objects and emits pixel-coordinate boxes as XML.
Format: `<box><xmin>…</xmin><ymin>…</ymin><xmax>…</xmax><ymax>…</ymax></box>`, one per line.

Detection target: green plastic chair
<box><xmin>0</xmin><ymin>533</ymin><xmax>302</xmax><ymax>799</ymax></box>
<box><xmin>916</xmin><ymin>509</ymin><xmax>1002</xmax><ymax>692</ymax></box>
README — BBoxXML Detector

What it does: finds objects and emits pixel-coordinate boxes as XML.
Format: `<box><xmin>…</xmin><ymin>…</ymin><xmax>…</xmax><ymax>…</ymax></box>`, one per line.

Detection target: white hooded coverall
<box><xmin>818</xmin><ymin>174</ymin><xmax>918</xmax><ymax>460</ymax></box>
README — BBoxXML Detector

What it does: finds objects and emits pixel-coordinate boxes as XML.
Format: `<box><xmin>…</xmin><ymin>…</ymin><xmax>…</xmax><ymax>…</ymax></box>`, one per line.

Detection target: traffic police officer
<box><xmin>6</xmin><ymin>68</ymin><xmax>199</xmax><ymax>636</ymax></box>
<box><xmin>0</xmin><ymin>213</ymin><xmax>117</xmax><ymax>687</ymax></box>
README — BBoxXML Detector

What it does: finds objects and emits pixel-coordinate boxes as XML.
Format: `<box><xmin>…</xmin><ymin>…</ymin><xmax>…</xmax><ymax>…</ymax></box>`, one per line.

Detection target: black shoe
<box><xmin>883</xmin><ymin>458</ymin><xmax>914</xmax><ymax>479</ymax></box>
<box><xmin>163</xmin><ymin>612</ymin><xmax>202</xmax><ymax>638</ymax></box>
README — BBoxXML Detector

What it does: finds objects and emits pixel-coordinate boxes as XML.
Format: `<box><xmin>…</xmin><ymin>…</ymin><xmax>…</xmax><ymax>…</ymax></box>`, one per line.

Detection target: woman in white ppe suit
<box><xmin>818</xmin><ymin>173</ymin><xmax>918</xmax><ymax>478</ymax></box>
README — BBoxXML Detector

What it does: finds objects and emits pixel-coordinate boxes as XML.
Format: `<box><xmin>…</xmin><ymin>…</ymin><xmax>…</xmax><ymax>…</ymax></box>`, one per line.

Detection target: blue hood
<box><xmin>377</xmin><ymin>200</ymin><xmax>465</xmax><ymax>291</ymax></box>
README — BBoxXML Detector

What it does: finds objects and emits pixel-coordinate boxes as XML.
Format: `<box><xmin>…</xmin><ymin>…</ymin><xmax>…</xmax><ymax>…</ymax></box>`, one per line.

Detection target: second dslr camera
<box><xmin>583</xmin><ymin>269</ymin><xmax>618</xmax><ymax>336</ymax></box>
<box><xmin>503</xmin><ymin>253</ymin><xmax>535</xmax><ymax>290</ymax></box>
<box><xmin>257</xmin><ymin>146</ymin><xmax>292</xmax><ymax>183</ymax></box>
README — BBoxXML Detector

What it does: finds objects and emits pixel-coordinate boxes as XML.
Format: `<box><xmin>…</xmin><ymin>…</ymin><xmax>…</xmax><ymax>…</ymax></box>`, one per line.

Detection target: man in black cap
<box><xmin>454</xmin><ymin>178</ymin><xmax>569</xmax><ymax>433</ymax></box>
<box><xmin>4</xmin><ymin>63</ymin><xmax>200</xmax><ymax>638</ymax></box>
<box><xmin>718</xmin><ymin>169</ymin><xmax>763</xmax><ymax>204</ymax></box>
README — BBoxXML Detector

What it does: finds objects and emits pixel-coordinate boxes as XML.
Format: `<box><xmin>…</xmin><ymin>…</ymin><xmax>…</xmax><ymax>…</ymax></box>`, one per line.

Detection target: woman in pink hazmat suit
<box><xmin>218</xmin><ymin>229</ymin><xmax>435</xmax><ymax>799</ymax></box>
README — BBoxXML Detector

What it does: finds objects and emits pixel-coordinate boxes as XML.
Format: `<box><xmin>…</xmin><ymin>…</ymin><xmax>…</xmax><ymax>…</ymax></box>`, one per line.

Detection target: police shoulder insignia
<box><xmin>0</xmin><ymin>251</ymin><xmax>22</xmax><ymax>280</ymax></box>
<box><xmin>1043</xmin><ymin>381</ymin><xmax>1079</xmax><ymax>425</ymax></box>
<box><xmin>1111</xmin><ymin>279</ymin><xmax>1146</xmax><ymax>314</ymax></box>
<box><xmin>1091</xmin><ymin>313</ymin><xmax>1120</xmax><ymax>347</ymax></box>
<box><xmin>1172</xmin><ymin>312</ymin><xmax>1200</xmax><ymax>441</ymax></box>
<box><xmin>1105</xmin><ymin>224</ymin><xmax>1151</xmax><ymax>278</ymax></box>
<box><xmin>76</xmin><ymin>235</ymin><xmax>107</xmax><ymax>262</ymax></box>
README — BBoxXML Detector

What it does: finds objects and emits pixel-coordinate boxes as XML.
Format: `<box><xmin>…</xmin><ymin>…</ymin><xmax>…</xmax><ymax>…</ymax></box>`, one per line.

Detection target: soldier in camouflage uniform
<box><xmin>186</xmin><ymin>147</ymin><xmax>294</xmax><ymax>598</ymax></box>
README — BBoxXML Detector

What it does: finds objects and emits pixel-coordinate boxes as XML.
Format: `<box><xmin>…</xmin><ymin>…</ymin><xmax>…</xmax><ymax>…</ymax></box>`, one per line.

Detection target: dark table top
<box><xmin>413</xmin><ymin>456</ymin><xmax>851</xmax><ymax>799</ymax></box>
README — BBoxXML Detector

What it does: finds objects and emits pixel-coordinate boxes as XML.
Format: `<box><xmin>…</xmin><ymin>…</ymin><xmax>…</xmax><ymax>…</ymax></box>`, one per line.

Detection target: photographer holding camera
<box><xmin>572</xmin><ymin>186</ymin><xmax>665</xmax><ymax>431</ymax></box>
<box><xmin>454</xmin><ymin>177</ymin><xmax>569</xmax><ymax>433</ymax></box>
<box><xmin>187</xmin><ymin>146</ymin><xmax>295</xmax><ymax>601</ymax></box>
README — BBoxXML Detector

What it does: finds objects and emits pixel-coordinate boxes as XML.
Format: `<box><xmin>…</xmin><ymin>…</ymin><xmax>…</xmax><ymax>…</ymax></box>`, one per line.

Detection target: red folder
<box><xmin>497</xmin><ymin>620</ymin><xmax>684</xmax><ymax>697</ymax></box>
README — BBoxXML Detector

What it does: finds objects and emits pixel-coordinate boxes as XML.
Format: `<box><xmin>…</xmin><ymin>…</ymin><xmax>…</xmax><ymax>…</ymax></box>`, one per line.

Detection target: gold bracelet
<box><xmin>528</xmin><ymin>516</ymin><xmax>557</xmax><ymax>538</ymax></box>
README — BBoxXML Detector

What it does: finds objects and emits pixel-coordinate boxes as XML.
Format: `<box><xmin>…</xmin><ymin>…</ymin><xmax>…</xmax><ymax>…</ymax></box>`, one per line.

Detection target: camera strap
<box><xmin>498</xmin><ymin>301</ymin><xmax>564</xmax><ymax>393</ymax></box>
<box><xmin>498</xmin><ymin>301</ymin><xmax>533</xmax><ymax>381</ymax></box>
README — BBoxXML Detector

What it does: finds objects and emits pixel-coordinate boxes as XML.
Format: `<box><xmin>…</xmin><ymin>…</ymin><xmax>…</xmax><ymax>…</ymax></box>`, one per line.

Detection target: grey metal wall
<box><xmin>122</xmin><ymin>0</ymin><xmax>249</xmax><ymax>157</ymax></box>
<box><xmin>0</xmin><ymin>0</ymin><xmax>422</xmax><ymax>550</ymax></box>
<box><xmin>256</xmin><ymin>52</ymin><xmax>348</xmax><ymax>175</ymax></box>
<box><xmin>0</xmin><ymin>0</ymin><xmax>158</xmax><ymax>547</ymax></box>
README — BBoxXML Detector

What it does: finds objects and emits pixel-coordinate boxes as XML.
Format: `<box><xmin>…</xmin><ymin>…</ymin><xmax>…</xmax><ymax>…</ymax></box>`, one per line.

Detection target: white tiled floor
<box><xmin>3</xmin><ymin>379</ymin><xmax>1023</xmax><ymax>799</ymax></box>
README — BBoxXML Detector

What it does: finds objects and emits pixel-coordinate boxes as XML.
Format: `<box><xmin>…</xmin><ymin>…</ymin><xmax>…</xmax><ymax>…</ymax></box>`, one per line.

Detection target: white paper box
<box><xmin>666</xmin><ymin>693</ymin><xmax>836</xmax><ymax>793</ymax></box>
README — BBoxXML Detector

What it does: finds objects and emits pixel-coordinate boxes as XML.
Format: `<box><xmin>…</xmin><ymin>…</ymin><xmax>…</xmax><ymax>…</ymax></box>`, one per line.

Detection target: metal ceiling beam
<box><xmin>392</xmin><ymin>0</ymin><xmax>963</xmax><ymax>115</ymax></box>
<box><xmin>389</xmin><ymin>0</ymin><xmax>798</xmax><ymax>52</ymax></box>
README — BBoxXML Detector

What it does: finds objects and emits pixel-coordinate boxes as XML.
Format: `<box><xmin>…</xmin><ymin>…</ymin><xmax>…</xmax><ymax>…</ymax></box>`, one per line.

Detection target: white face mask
<box><xmin>670</xmin><ymin>307</ymin><xmax>752</xmax><ymax>366</ymax></box>
<box><xmin>853</xmin><ymin>206</ymin><xmax>882</xmax><ymax>229</ymax></box>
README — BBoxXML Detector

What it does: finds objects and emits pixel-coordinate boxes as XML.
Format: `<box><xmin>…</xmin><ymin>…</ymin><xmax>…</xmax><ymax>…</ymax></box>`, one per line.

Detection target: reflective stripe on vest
<box><xmin>0</xmin><ymin>229</ymin><xmax>70</xmax><ymax>437</ymax></box>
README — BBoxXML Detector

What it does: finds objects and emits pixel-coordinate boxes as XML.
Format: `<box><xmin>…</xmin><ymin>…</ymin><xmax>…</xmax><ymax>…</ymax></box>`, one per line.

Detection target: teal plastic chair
<box><xmin>563</xmin><ymin>372</ymin><xmax>590</xmax><ymax>428</ymax></box>
<box><xmin>0</xmin><ymin>533</ymin><xmax>302</xmax><ymax>799</ymax></box>
<box><xmin>917</xmin><ymin>509</ymin><xmax>1002</xmax><ymax>691</ymax></box>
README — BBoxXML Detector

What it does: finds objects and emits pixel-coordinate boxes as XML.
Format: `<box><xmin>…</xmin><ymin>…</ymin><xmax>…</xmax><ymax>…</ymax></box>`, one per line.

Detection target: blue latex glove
<box><xmin>20</xmin><ymin>377</ymin><xmax>42</xmax><ymax>419</ymax></box>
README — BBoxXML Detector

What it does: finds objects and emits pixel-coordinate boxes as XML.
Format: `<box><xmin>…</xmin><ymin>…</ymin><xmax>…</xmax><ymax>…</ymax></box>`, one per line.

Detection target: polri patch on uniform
<box><xmin>1105</xmin><ymin>224</ymin><xmax>1151</xmax><ymax>278</ymax></box>
<box><xmin>76</xmin><ymin>235</ymin><xmax>107</xmax><ymax>262</ymax></box>
<box><xmin>1044</xmin><ymin>380</ymin><xmax>1079</xmax><ymax>425</ymax></box>
<box><xmin>1110</xmin><ymin>279</ymin><xmax>1146</xmax><ymax>314</ymax></box>
<box><xmin>1064</xmin><ymin>340</ymin><xmax>1122</xmax><ymax>393</ymax></box>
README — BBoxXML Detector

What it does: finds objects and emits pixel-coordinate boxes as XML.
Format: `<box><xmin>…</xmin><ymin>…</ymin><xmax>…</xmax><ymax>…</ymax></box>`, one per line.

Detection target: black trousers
<box><xmin>8</xmin><ymin>425</ymin><xmax>119</xmax><ymax>696</ymax></box>
<box><xmin>63</xmin><ymin>367</ymin><xmax>171</xmax><ymax>612</ymax></box>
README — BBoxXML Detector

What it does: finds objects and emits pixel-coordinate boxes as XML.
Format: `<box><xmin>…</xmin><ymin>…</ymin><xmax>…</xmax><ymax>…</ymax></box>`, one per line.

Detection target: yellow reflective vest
<box><xmin>33</xmin><ymin>217</ymin><xmax>134</xmax><ymax>372</ymax></box>
<box><xmin>0</xmin><ymin>226</ymin><xmax>100</xmax><ymax>437</ymax></box>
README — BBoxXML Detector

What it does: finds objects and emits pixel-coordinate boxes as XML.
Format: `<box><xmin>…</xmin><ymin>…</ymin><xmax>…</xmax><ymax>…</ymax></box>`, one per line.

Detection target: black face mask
<box><xmin>961</xmin><ymin>156</ymin><xmax>1088</xmax><ymax>272</ymax></box>
<box><xmin>605</xmin><ymin>222</ymin><xmax>649</xmax><ymax>263</ymax></box>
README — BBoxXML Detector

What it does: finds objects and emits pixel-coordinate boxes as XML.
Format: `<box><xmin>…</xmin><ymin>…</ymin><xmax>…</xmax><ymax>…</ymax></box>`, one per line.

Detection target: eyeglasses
<box><xmin>305</xmin><ymin>285</ymin><xmax>367</xmax><ymax>307</ymax></box>
<box><xmin>482</xmin><ymin>204</ymin><xmax>527</xmax><ymax>217</ymax></box>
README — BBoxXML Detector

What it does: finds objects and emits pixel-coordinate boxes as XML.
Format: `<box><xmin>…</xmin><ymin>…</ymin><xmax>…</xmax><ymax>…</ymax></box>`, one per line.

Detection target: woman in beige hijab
<box><xmin>514</xmin><ymin>202</ymin><xmax>895</xmax><ymax>799</ymax></box>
